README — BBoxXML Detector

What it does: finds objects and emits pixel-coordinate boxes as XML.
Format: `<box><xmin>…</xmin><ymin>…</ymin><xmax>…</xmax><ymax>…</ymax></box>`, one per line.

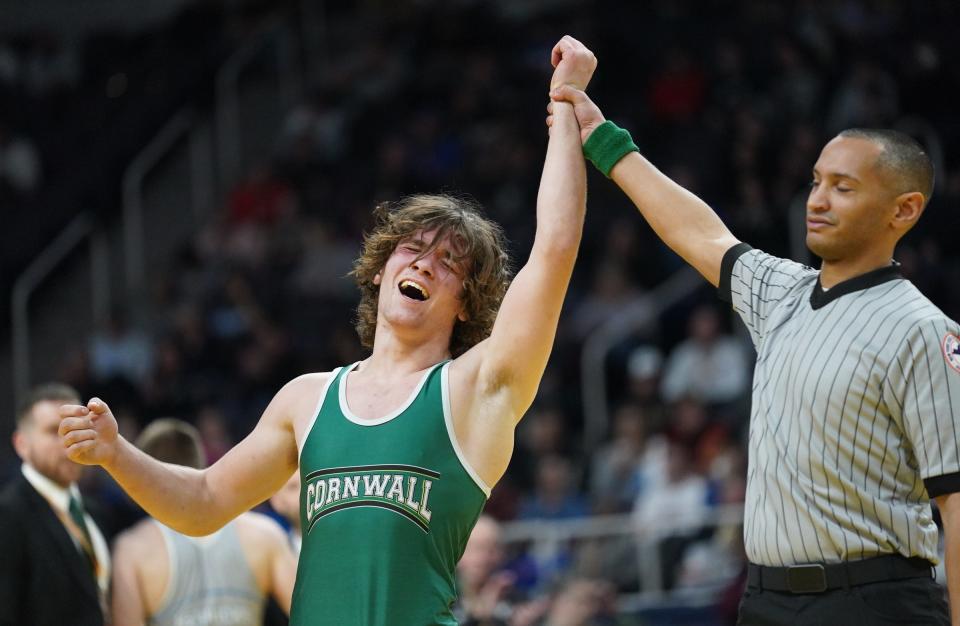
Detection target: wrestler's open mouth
<box><xmin>399</xmin><ymin>280</ymin><xmax>429</xmax><ymax>301</ymax></box>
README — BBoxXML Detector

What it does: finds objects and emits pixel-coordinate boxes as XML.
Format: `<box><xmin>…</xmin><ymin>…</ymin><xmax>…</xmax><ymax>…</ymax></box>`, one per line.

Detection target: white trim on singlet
<box><xmin>151</xmin><ymin>520</ymin><xmax>178</xmax><ymax>612</ymax></box>
<box><xmin>440</xmin><ymin>362</ymin><xmax>492</xmax><ymax>498</ymax></box>
<box><xmin>297</xmin><ymin>368</ymin><xmax>343</xmax><ymax>461</ymax></box>
<box><xmin>339</xmin><ymin>360</ymin><xmax>443</xmax><ymax>426</ymax></box>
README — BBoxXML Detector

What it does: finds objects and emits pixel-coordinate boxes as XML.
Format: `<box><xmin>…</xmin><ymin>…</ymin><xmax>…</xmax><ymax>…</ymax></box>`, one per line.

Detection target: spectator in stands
<box><xmin>635</xmin><ymin>438</ymin><xmax>709</xmax><ymax>529</ymax></box>
<box><xmin>263</xmin><ymin>472</ymin><xmax>303</xmax><ymax>626</ymax></box>
<box><xmin>0</xmin><ymin>39</ymin><xmax>17</xmax><ymax>87</ymax></box>
<box><xmin>0</xmin><ymin>118</ymin><xmax>42</xmax><ymax>198</ymax></box>
<box><xmin>660</xmin><ymin>304</ymin><xmax>748</xmax><ymax>406</ymax></box>
<box><xmin>500</xmin><ymin>404</ymin><xmax>574</xmax><ymax>513</ymax></box>
<box><xmin>269</xmin><ymin>471</ymin><xmax>302</xmax><ymax>555</ymax></box>
<box><xmin>634</xmin><ymin>439</ymin><xmax>711</xmax><ymax>590</ymax></box>
<box><xmin>589</xmin><ymin>403</ymin><xmax>648</xmax><ymax>514</ymax></box>
<box><xmin>625</xmin><ymin>344</ymin><xmax>665</xmax><ymax>414</ymax></box>
<box><xmin>826</xmin><ymin>61</ymin><xmax>899</xmax><ymax>134</ymax></box>
<box><xmin>542</xmin><ymin>578</ymin><xmax>615</xmax><ymax>626</ymax></box>
<box><xmin>193</xmin><ymin>404</ymin><xmax>232</xmax><ymax>464</ymax></box>
<box><xmin>662</xmin><ymin>397</ymin><xmax>716</xmax><ymax>472</ymax></box>
<box><xmin>88</xmin><ymin>308</ymin><xmax>154</xmax><ymax>388</ymax></box>
<box><xmin>457</xmin><ymin>515</ymin><xmax>532</xmax><ymax>626</ymax></box>
<box><xmin>276</xmin><ymin>89</ymin><xmax>348</xmax><ymax>169</ymax></box>
<box><xmin>769</xmin><ymin>38</ymin><xmax>822</xmax><ymax>121</ymax></box>
<box><xmin>676</xmin><ymin>523</ymin><xmax>745</xmax><ymax>590</ymax></box>
<box><xmin>455</xmin><ymin>515</ymin><xmax>550</xmax><ymax>626</ymax></box>
<box><xmin>568</xmin><ymin>260</ymin><xmax>647</xmax><ymax>340</ymax></box>
<box><xmin>21</xmin><ymin>32</ymin><xmax>80</xmax><ymax>98</ymax></box>
<box><xmin>289</xmin><ymin>218</ymin><xmax>358</xmax><ymax>300</ymax></box>
<box><xmin>771</xmin><ymin>123</ymin><xmax>820</xmax><ymax>208</ymax></box>
<box><xmin>226</xmin><ymin>163</ymin><xmax>298</xmax><ymax>227</ymax></box>
<box><xmin>520</xmin><ymin>455</ymin><xmax>588</xmax><ymax>522</ymax></box>
<box><xmin>676</xmin><ymin>440</ymin><xmax>748</xmax><ymax>594</ymax></box>
<box><xmin>142</xmin><ymin>337</ymin><xmax>192</xmax><ymax>420</ymax></box>
<box><xmin>647</xmin><ymin>46</ymin><xmax>706</xmax><ymax>124</ymax></box>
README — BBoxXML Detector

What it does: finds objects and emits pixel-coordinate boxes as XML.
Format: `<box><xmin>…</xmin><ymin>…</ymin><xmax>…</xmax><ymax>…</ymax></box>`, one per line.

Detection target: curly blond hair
<box><xmin>350</xmin><ymin>194</ymin><xmax>512</xmax><ymax>357</ymax></box>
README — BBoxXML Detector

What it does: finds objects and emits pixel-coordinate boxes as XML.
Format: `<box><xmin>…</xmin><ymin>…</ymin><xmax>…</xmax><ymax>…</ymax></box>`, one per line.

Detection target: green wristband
<box><xmin>582</xmin><ymin>120</ymin><xmax>639</xmax><ymax>177</ymax></box>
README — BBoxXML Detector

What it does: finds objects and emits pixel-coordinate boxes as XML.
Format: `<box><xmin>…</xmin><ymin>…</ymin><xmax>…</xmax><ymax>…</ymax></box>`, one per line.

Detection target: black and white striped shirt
<box><xmin>720</xmin><ymin>243</ymin><xmax>960</xmax><ymax>566</ymax></box>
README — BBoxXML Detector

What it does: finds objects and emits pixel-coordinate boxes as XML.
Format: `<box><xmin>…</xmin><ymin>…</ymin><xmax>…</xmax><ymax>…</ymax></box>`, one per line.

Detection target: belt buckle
<box><xmin>786</xmin><ymin>564</ymin><xmax>827</xmax><ymax>593</ymax></box>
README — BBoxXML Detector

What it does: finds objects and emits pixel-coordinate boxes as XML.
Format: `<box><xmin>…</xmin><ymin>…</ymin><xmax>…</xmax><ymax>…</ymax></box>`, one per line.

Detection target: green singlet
<box><xmin>291</xmin><ymin>360</ymin><xmax>490</xmax><ymax>626</ymax></box>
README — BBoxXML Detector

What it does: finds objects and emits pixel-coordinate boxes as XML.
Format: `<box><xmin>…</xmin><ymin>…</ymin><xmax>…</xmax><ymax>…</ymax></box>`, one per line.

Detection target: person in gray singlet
<box><xmin>110</xmin><ymin>419</ymin><xmax>297</xmax><ymax>626</ymax></box>
<box><xmin>268</xmin><ymin>472</ymin><xmax>301</xmax><ymax>556</ymax></box>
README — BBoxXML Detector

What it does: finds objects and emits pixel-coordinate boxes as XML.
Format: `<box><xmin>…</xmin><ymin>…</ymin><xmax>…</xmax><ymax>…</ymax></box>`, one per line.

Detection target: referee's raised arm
<box><xmin>548</xmin><ymin>84</ymin><xmax>740</xmax><ymax>287</ymax></box>
<box><xmin>553</xmin><ymin>38</ymin><xmax>957</xmax><ymax>626</ymax></box>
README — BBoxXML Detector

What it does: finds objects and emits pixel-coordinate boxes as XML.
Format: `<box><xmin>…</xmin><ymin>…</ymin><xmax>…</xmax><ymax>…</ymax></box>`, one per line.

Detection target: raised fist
<box><xmin>550</xmin><ymin>35</ymin><xmax>597</xmax><ymax>92</ymax></box>
<box><xmin>59</xmin><ymin>397</ymin><xmax>120</xmax><ymax>467</ymax></box>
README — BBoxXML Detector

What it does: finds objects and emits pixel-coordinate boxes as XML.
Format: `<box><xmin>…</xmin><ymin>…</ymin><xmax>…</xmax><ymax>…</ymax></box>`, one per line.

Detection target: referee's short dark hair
<box><xmin>136</xmin><ymin>418</ymin><xmax>206</xmax><ymax>469</ymax></box>
<box><xmin>839</xmin><ymin>128</ymin><xmax>935</xmax><ymax>206</ymax></box>
<box><xmin>16</xmin><ymin>382</ymin><xmax>81</xmax><ymax>427</ymax></box>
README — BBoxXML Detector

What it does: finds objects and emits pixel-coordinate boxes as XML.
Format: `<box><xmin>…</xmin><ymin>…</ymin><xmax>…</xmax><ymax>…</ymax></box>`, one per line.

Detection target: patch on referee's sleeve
<box><xmin>944</xmin><ymin>333</ymin><xmax>960</xmax><ymax>374</ymax></box>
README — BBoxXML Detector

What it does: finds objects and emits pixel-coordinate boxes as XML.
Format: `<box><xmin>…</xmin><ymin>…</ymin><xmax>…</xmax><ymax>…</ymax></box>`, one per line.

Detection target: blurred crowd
<box><xmin>0</xmin><ymin>0</ymin><xmax>277</xmax><ymax>314</ymax></box>
<box><xmin>5</xmin><ymin>0</ymin><xmax>960</xmax><ymax>624</ymax></box>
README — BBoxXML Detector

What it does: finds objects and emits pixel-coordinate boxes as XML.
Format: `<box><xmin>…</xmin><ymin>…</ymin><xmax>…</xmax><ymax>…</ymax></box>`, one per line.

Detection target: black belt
<box><xmin>747</xmin><ymin>555</ymin><xmax>934</xmax><ymax>594</ymax></box>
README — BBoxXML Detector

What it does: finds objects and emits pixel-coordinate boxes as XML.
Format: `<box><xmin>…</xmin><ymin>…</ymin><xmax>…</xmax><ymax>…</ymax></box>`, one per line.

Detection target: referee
<box><xmin>547</xmin><ymin>52</ymin><xmax>960</xmax><ymax>624</ymax></box>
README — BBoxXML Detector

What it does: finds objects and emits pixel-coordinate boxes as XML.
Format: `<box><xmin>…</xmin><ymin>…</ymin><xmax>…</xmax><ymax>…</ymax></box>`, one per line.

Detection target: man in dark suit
<box><xmin>0</xmin><ymin>383</ymin><xmax>110</xmax><ymax>626</ymax></box>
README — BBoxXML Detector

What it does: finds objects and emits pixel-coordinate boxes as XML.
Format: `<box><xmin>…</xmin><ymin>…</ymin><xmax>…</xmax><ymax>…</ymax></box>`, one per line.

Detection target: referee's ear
<box><xmin>891</xmin><ymin>190</ymin><xmax>925</xmax><ymax>234</ymax></box>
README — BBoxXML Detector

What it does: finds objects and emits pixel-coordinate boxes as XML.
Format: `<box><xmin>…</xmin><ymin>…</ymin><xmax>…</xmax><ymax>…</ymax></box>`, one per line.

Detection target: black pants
<box><xmin>736</xmin><ymin>576</ymin><xmax>949</xmax><ymax>625</ymax></box>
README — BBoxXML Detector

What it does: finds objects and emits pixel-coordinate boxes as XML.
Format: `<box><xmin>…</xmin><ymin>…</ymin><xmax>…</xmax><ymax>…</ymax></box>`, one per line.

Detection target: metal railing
<box><xmin>122</xmin><ymin>108</ymin><xmax>197</xmax><ymax>296</ymax></box>
<box><xmin>10</xmin><ymin>214</ymin><xmax>110</xmax><ymax>406</ymax></box>
<box><xmin>501</xmin><ymin>504</ymin><xmax>745</xmax><ymax>608</ymax></box>
<box><xmin>215</xmin><ymin>17</ymin><xmax>303</xmax><ymax>189</ymax></box>
<box><xmin>126</xmin><ymin>13</ymin><xmax>306</xmax><ymax>299</ymax></box>
<box><xmin>11</xmin><ymin>9</ymin><xmax>307</xmax><ymax>399</ymax></box>
<box><xmin>580</xmin><ymin>266</ymin><xmax>705</xmax><ymax>449</ymax></box>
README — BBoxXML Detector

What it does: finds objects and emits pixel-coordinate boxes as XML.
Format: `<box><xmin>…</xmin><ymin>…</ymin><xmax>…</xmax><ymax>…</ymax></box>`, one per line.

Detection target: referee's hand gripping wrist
<box><xmin>549</xmin><ymin>85</ymin><xmax>637</xmax><ymax>177</ymax></box>
<box><xmin>547</xmin><ymin>84</ymin><xmax>606</xmax><ymax>145</ymax></box>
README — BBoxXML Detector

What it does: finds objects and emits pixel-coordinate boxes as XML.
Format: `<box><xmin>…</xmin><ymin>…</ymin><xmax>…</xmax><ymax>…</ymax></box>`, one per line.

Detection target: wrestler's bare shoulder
<box><xmin>272</xmin><ymin>371</ymin><xmax>336</xmax><ymax>436</ymax></box>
